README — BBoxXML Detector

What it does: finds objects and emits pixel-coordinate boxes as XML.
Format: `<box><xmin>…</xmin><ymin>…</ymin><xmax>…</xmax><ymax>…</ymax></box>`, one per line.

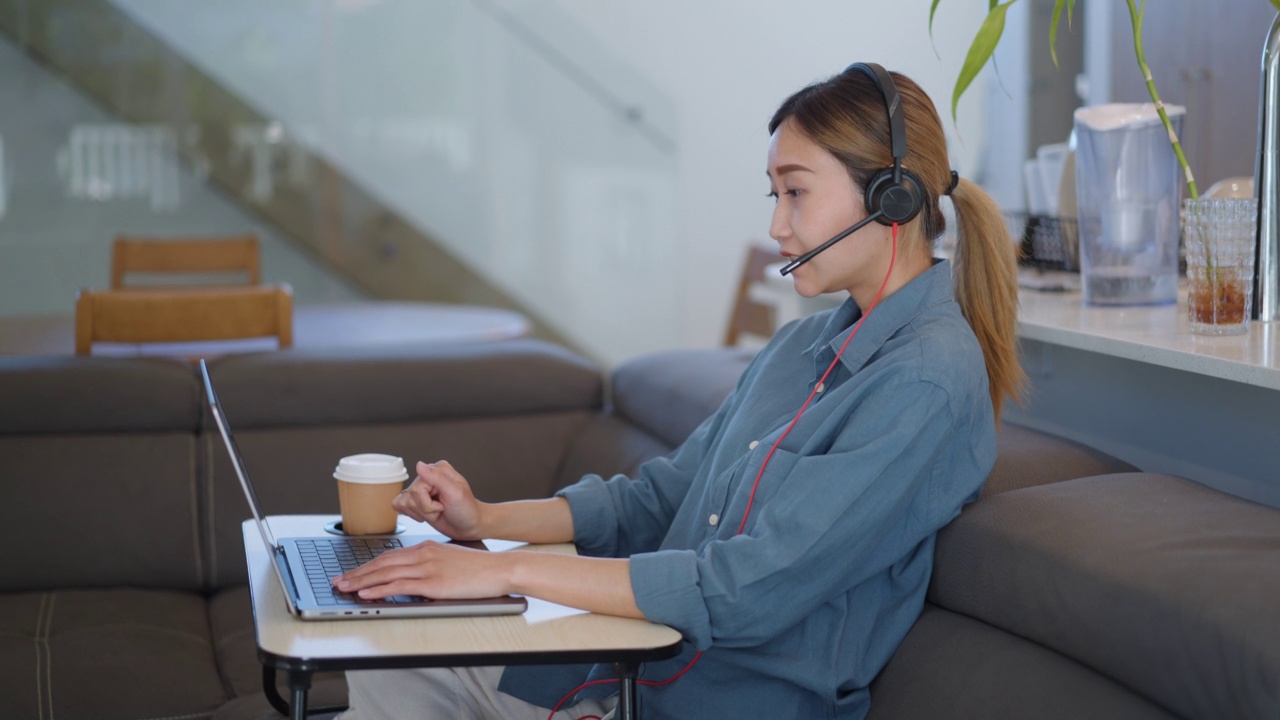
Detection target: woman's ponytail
<box><xmin>949</xmin><ymin>178</ymin><xmax>1026</xmax><ymax>420</ymax></box>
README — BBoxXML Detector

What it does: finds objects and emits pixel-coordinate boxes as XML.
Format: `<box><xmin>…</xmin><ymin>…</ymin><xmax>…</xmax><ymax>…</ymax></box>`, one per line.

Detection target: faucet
<box><xmin>1255</xmin><ymin>12</ymin><xmax>1280</xmax><ymax>321</ymax></box>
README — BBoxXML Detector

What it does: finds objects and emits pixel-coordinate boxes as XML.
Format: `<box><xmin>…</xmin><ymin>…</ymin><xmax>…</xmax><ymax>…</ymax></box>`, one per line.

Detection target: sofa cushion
<box><xmin>209</xmin><ymin>586</ymin><xmax>347</xmax><ymax>709</ymax></box>
<box><xmin>986</xmin><ymin>422</ymin><xmax>1139</xmax><ymax>496</ymax></box>
<box><xmin>209</xmin><ymin>586</ymin><xmax>262</xmax><ymax>699</ymax></box>
<box><xmin>0</xmin><ymin>433</ymin><xmax>202</xmax><ymax>592</ymax></box>
<box><xmin>930</xmin><ymin>473</ymin><xmax>1280</xmax><ymax>720</ymax></box>
<box><xmin>869</xmin><ymin>604</ymin><xmax>1178</xmax><ymax>720</ymax></box>
<box><xmin>204</xmin><ymin>339</ymin><xmax>603</xmax><ymax>429</ymax></box>
<box><xmin>610</xmin><ymin>347</ymin><xmax>754</xmax><ymax>448</ymax></box>
<box><xmin>0</xmin><ymin>589</ymin><xmax>226</xmax><ymax>720</ymax></box>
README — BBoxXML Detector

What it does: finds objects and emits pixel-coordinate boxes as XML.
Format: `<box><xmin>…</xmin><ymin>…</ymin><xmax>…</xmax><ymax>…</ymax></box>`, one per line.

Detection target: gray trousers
<box><xmin>339</xmin><ymin>666</ymin><xmax>616</xmax><ymax>720</ymax></box>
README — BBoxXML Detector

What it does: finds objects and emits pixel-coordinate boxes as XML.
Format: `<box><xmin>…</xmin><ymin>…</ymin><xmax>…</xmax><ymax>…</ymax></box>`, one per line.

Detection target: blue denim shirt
<box><xmin>500</xmin><ymin>260</ymin><xmax>996</xmax><ymax>719</ymax></box>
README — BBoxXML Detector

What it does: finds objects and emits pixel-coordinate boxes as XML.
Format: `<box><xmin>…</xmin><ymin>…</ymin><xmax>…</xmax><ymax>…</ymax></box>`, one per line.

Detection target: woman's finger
<box><xmin>334</xmin><ymin>543</ymin><xmax>432</xmax><ymax>585</ymax></box>
<box><xmin>354</xmin><ymin>578</ymin><xmax>427</xmax><ymax>600</ymax></box>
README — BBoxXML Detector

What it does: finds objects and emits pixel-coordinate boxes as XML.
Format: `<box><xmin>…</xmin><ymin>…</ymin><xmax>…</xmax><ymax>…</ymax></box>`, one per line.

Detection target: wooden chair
<box><xmin>111</xmin><ymin>234</ymin><xmax>262</xmax><ymax>288</ymax></box>
<box><xmin>75</xmin><ymin>284</ymin><xmax>293</xmax><ymax>355</ymax></box>
<box><xmin>723</xmin><ymin>244</ymin><xmax>780</xmax><ymax>346</ymax></box>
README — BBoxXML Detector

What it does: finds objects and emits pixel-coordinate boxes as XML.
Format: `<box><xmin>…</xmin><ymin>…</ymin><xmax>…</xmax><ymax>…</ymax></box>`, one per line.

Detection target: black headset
<box><xmin>845</xmin><ymin>62</ymin><xmax>924</xmax><ymax>226</ymax></box>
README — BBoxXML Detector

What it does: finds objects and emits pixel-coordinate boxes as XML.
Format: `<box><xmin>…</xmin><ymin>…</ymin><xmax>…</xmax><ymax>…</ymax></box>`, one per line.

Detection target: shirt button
<box><xmin>816</xmin><ymin>382</ymin><xmax>826</xmax><ymax>393</ymax></box>
<box><xmin>709</xmin><ymin>514</ymin><xmax>720</xmax><ymax>526</ymax></box>
<box><xmin>748</xmin><ymin>440</ymin><xmax>759</xmax><ymax>450</ymax></box>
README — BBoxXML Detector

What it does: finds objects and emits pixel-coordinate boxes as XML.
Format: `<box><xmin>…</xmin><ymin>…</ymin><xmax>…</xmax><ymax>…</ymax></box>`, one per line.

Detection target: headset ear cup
<box><xmin>864</xmin><ymin>168</ymin><xmax>924</xmax><ymax>225</ymax></box>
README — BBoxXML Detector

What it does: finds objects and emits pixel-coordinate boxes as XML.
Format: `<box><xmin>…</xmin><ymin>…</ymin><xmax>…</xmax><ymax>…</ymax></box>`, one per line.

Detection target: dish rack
<box><xmin>1006</xmin><ymin>213</ymin><xmax>1079</xmax><ymax>272</ymax></box>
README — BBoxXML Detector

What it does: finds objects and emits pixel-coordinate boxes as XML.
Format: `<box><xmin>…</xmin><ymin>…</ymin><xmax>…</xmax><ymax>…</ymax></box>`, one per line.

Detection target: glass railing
<box><xmin>0</xmin><ymin>0</ymin><xmax>683</xmax><ymax>363</ymax></box>
<box><xmin>0</xmin><ymin>18</ymin><xmax>364</xmax><ymax>316</ymax></box>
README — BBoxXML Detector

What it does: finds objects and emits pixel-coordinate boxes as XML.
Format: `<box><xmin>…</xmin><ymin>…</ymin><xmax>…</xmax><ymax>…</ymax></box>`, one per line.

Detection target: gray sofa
<box><xmin>0</xmin><ymin>338</ymin><xmax>1276</xmax><ymax>720</ymax></box>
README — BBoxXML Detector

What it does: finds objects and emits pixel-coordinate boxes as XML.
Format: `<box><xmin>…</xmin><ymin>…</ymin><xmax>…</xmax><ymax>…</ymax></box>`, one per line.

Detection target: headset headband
<box><xmin>844</xmin><ymin>62</ymin><xmax>908</xmax><ymax>166</ymax></box>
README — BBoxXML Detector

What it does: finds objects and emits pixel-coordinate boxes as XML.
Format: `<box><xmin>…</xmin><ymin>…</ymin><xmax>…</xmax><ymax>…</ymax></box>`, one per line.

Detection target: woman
<box><xmin>335</xmin><ymin>63</ymin><xmax>1023</xmax><ymax>719</ymax></box>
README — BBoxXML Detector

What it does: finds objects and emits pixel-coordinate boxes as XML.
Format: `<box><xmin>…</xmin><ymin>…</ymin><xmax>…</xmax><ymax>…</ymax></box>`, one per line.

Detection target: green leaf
<box><xmin>1050</xmin><ymin>0</ymin><xmax>1068</xmax><ymax>67</ymax></box>
<box><xmin>1048</xmin><ymin>0</ymin><xmax>1081</xmax><ymax>68</ymax></box>
<box><xmin>929</xmin><ymin>0</ymin><xmax>942</xmax><ymax>36</ymax></box>
<box><xmin>1271</xmin><ymin>0</ymin><xmax>1280</xmax><ymax>12</ymax></box>
<box><xmin>952</xmin><ymin>1</ymin><xmax>1019</xmax><ymax>122</ymax></box>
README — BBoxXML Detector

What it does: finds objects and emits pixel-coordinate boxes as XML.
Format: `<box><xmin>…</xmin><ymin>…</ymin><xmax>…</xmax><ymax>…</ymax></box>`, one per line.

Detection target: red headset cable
<box><xmin>547</xmin><ymin>223</ymin><xmax>900</xmax><ymax>720</ymax></box>
<box><xmin>736</xmin><ymin>221</ymin><xmax>898</xmax><ymax>534</ymax></box>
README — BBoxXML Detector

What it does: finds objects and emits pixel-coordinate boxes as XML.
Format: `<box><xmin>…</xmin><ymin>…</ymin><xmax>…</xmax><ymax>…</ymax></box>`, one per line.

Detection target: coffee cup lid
<box><xmin>333</xmin><ymin>453</ymin><xmax>409</xmax><ymax>484</ymax></box>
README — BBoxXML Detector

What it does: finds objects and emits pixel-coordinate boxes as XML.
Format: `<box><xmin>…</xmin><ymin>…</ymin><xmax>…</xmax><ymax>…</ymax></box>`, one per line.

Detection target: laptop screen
<box><xmin>199</xmin><ymin>359</ymin><xmax>279</xmax><ymax>552</ymax></box>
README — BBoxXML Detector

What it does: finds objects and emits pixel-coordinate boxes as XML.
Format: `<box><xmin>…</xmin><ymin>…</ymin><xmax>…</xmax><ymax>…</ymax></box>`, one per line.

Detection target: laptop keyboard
<box><xmin>297</xmin><ymin>537</ymin><xmax>424</xmax><ymax>605</ymax></box>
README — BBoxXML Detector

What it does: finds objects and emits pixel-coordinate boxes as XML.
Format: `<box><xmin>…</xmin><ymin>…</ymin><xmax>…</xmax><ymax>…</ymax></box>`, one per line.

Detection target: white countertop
<box><xmin>1017</xmin><ymin>279</ymin><xmax>1280</xmax><ymax>391</ymax></box>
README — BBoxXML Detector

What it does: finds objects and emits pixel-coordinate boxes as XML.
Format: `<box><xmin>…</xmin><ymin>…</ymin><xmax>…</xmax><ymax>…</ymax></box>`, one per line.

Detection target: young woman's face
<box><xmin>766</xmin><ymin>118</ymin><xmax>892</xmax><ymax>299</ymax></box>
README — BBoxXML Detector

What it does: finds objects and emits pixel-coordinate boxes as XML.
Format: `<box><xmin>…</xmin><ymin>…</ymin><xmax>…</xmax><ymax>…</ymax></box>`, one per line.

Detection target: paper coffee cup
<box><xmin>333</xmin><ymin>453</ymin><xmax>409</xmax><ymax>535</ymax></box>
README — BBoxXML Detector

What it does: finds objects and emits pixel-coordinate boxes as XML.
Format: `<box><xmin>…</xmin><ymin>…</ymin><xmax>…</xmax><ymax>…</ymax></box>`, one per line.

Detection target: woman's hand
<box><xmin>334</xmin><ymin>542</ymin><xmax>645</xmax><ymax>619</ymax></box>
<box><xmin>333</xmin><ymin>541</ymin><xmax>512</xmax><ymax>600</ymax></box>
<box><xmin>393</xmin><ymin>460</ymin><xmax>486</xmax><ymax>541</ymax></box>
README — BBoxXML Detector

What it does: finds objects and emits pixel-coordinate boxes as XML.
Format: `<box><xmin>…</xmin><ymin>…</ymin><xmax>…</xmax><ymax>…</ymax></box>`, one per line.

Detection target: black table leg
<box><xmin>613</xmin><ymin>662</ymin><xmax>638</xmax><ymax>720</ymax></box>
<box><xmin>288</xmin><ymin>668</ymin><xmax>312</xmax><ymax>720</ymax></box>
<box><xmin>263</xmin><ymin>665</ymin><xmax>290</xmax><ymax>717</ymax></box>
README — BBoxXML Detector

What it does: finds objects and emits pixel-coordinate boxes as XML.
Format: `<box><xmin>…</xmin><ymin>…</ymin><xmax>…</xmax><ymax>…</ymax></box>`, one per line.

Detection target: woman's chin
<box><xmin>793</xmin><ymin>283</ymin><xmax>825</xmax><ymax>299</ymax></box>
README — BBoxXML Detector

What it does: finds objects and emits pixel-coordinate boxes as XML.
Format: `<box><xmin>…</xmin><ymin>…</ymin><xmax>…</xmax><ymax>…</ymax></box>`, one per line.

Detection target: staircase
<box><xmin>0</xmin><ymin>0</ymin><xmax>681</xmax><ymax>363</ymax></box>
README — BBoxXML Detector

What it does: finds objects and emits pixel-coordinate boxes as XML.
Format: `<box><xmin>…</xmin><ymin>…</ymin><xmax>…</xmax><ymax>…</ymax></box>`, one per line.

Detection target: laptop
<box><xmin>199</xmin><ymin>360</ymin><xmax>528</xmax><ymax>620</ymax></box>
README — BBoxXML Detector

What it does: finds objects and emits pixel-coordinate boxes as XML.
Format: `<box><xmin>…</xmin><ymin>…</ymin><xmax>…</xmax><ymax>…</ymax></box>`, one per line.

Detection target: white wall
<box><xmin>551</xmin><ymin>0</ymin><xmax>994</xmax><ymax>349</ymax></box>
<box><xmin>974</xmin><ymin>0</ymin><xmax>1033</xmax><ymax>213</ymax></box>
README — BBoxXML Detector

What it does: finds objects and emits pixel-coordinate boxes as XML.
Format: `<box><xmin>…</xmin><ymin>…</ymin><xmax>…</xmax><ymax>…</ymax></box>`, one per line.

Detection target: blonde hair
<box><xmin>769</xmin><ymin>68</ymin><xmax>1025</xmax><ymax>419</ymax></box>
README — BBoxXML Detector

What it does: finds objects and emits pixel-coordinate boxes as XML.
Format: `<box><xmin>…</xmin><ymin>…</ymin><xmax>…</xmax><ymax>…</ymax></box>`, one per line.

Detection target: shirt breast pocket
<box><xmin>725</xmin><ymin>444</ymin><xmax>804</xmax><ymax>534</ymax></box>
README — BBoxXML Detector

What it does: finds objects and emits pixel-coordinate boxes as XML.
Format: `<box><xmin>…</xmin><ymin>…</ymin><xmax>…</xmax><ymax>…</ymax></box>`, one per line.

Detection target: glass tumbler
<box><xmin>1183</xmin><ymin>198</ymin><xmax>1257</xmax><ymax>335</ymax></box>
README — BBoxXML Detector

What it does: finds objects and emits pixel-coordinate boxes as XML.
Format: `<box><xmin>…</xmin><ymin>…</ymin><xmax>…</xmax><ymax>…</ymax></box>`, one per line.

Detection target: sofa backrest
<box><xmin>608</xmin><ymin>347</ymin><xmax>755</xmax><ymax>448</ymax></box>
<box><xmin>552</xmin><ymin>347</ymin><xmax>756</xmax><ymax>492</ymax></box>
<box><xmin>929</xmin><ymin>472</ymin><xmax>1280</xmax><ymax>720</ymax></box>
<box><xmin>0</xmin><ymin>356</ymin><xmax>205</xmax><ymax>592</ymax></box>
<box><xmin>0</xmin><ymin>340</ymin><xmax>611</xmax><ymax>593</ymax></box>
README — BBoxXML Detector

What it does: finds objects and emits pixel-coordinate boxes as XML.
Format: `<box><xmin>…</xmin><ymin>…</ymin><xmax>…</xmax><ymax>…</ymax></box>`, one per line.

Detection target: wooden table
<box><xmin>243</xmin><ymin>516</ymin><xmax>682</xmax><ymax>720</ymax></box>
<box><xmin>0</xmin><ymin>301</ymin><xmax>530</xmax><ymax>357</ymax></box>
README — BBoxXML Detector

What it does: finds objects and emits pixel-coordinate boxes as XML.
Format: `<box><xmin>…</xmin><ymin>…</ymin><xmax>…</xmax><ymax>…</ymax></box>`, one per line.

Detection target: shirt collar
<box><xmin>804</xmin><ymin>259</ymin><xmax>956</xmax><ymax>373</ymax></box>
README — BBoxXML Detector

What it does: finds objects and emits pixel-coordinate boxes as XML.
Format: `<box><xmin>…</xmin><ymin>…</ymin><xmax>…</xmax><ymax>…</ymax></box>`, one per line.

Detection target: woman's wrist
<box><xmin>472</xmin><ymin>500</ymin><xmax>497</xmax><ymax>540</ymax></box>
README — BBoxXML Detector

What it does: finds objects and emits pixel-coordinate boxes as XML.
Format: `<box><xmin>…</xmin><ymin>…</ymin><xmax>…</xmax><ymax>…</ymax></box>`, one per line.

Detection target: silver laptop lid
<box><xmin>199</xmin><ymin>359</ymin><xmax>279</xmax><ymax>552</ymax></box>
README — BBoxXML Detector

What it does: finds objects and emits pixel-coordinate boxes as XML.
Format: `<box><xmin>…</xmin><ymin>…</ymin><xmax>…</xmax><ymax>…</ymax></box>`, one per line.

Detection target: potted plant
<box><xmin>934</xmin><ymin>0</ymin><xmax>1278</xmax><ymax>318</ymax></box>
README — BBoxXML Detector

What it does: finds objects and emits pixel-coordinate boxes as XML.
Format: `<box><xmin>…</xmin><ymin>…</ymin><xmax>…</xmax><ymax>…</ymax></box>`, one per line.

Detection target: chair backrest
<box><xmin>111</xmin><ymin>234</ymin><xmax>262</xmax><ymax>289</ymax></box>
<box><xmin>723</xmin><ymin>244</ymin><xmax>780</xmax><ymax>346</ymax></box>
<box><xmin>74</xmin><ymin>284</ymin><xmax>293</xmax><ymax>355</ymax></box>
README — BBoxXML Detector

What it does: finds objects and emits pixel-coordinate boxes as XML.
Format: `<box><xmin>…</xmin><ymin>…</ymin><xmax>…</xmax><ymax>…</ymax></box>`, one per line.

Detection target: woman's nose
<box><xmin>769</xmin><ymin>205</ymin><xmax>790</xmax><ymax>242</ymax></box>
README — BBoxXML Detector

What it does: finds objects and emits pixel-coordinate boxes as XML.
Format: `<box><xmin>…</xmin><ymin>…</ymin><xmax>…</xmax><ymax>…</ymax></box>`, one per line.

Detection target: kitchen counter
<box><xmin>1017</xmin><ymin>282</ymin><xmax>1280</xmax><ymax>390</ymax></box>
<box><xmin>1010</xmin><ymin>277</ymin><xmax>1280</xmax><ymax>509</ymax></box>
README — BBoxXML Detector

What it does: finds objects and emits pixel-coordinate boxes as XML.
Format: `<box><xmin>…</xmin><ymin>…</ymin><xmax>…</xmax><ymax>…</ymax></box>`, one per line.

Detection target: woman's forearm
<box><xmin>466</xmin><ymin>495</ymin><xmax>645</xmax><ymax>618</ymax></box>
<box><xmin>479</xmin><ymin>497</ymin><xmax>576</xmax><ymax>544</ymax></box>
<box><xmin>506</xmin><ymin>551</ymin><xmax>644</xmax><ymax>619</ymax></box>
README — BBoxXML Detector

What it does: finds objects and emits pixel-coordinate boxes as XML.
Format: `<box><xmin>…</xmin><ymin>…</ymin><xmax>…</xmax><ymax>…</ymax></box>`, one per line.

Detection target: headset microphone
<box><xmin>778</xmin><ymin>210</ymin><xmax>884</xmax><ymax>276</ymax></box>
